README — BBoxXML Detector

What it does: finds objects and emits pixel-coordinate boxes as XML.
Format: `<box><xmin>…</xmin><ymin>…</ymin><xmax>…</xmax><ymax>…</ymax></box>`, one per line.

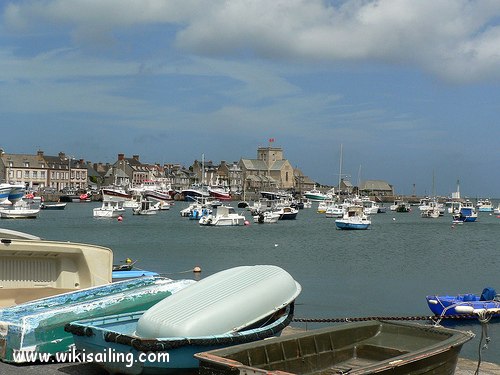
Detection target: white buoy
<box><xmin>193</xmin><ymin>266</ymin><xmax>202</xmax><ymax>273</ymax></box>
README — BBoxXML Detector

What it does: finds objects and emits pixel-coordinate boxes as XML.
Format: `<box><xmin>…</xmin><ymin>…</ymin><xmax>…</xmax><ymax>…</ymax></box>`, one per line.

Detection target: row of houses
<box><xmin>0</xmin><ymin>146</ymin><xmax>394</xmax><ymax>197</ymax></box>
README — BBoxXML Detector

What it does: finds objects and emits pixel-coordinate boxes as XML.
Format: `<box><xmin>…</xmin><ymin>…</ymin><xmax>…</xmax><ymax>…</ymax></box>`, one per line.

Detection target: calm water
<box><xmin>2</xmin><ymin>201</ymin><xmax>499</xmax><ymax>364</ymax></box>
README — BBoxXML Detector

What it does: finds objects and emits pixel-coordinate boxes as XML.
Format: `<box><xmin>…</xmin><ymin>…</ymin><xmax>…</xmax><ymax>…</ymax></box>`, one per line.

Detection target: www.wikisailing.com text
<box><xmin>13</xmin><ymin>347</ymin><xmax>170</xmax><ymax>368</ymax></box>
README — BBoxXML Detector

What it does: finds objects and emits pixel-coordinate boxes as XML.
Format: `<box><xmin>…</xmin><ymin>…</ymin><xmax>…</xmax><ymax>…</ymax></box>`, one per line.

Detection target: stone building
<box><xmin>358</xmin><ymin>180</ymin><xmax>394</xmax><ymax>196</ymax></box>
<box><xmin>0</xmin><ymin>149</ymin><xmax>88</xmax><ymax>192</ymax></box>
<box><xmin>239</xmin><ymin>146</ymin><xmax>295</xmax><ymax>192</ymax></box>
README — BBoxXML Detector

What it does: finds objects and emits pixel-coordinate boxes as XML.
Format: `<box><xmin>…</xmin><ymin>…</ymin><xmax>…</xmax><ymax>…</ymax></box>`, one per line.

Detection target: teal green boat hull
<box><xmin>0</xmin><ymin>276</ymin><xmax>194</xmax><ymax>363</ymax></box>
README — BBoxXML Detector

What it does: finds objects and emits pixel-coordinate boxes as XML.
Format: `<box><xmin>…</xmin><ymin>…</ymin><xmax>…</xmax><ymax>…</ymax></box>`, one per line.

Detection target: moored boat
<box><xmin>66</xmin><ymin>265</ymin><xmax>301</xmax><ymax>374</ymax></box>
<box><xmin>0</xmin><ymin>183</ymin><xmax>13</xmax><ymax>204</ymax></box>
<box><xmin>195</xmin><ymin>320</ymin><xmax>474</xmax><ymax>375</ymax></box>
<box><xmin>274</xmin><ymin>205</ymin><xmax>298</xmax><ymax>220</ymax></box>
<box><xmin>133</xmin><ymin>199</ymin><xmax>158</xmax><ymax>215</ymax></box>
<box><xmin>335</xmin><ymin>205</ymin><xmax>371</xmax><ymax>230</ymax></box>
<box><xmin>0</xmin><ymin>276</ymin><xmax>194</xmax><ymax>363</ymax></box>
<box><xmin>426</xmin><ymin>287</ymin><xmax>500</xmax><ymax>318</ymax></box>
<box><xmin>253</xmin><ymin>210</ymin><xmax>280</xmax><ymax>223</ymax></box>
<box><xmin>0</xmin><ymin>203</ymin><xmax>40</xmax><ymax>219</ymax></box>
<box><xmin>40</xmin><ymin>202</ymin><xmax>67</xmax><ymax>210</ymax></box>
<box><xmin>93</xmin><ymin>199</ymin><xmax>126</xmax><ymax>218</ymax></box>
<box><xmin>101</xmin><ymin>187</ymin><xmax>132</xmax><ymax>202</ymax></box>
<box><xmin>453</xmin><ymin>200</ymin><xmax>478</xmax><ymax>222</ymax></box>
<box><xmin>0</xmin><ymin>236</ymin><xmax>113</xmax><ymax>307</ymax></box>
<box><xmin>199</xmin><ymin>205</ymin><xmax>246</xmax><ymax>226</ymax></box>
<box><xmin>303</xmin><ymin>185</ymin><xmax>329</xmax><ymax>201</ymax></box>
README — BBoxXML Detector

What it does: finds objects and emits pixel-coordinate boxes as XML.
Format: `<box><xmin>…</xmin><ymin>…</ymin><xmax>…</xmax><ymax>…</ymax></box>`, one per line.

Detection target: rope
<box><xmin>474</xmin><ymin>310</ymin><xmax>494</xmax><ymax>375</ymax></box>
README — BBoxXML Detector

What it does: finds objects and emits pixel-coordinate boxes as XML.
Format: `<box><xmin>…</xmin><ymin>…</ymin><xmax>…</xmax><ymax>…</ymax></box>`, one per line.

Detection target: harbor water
<box><xmin>1</xmin><ymin>201</ymin><xmax>499</xmax><ymax>365</ymax></box>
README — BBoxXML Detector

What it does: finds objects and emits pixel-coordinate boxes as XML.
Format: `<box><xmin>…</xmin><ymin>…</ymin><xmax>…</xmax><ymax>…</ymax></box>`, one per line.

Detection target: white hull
<box><xmin>0</xmin><ymin>208</ymin><xmax>39</xmax><ymax>219</ymax></box>
<box><xmin>93</xmin><ymin>208</ymin><xmax>125</xmax><ymax>218</ymax></box>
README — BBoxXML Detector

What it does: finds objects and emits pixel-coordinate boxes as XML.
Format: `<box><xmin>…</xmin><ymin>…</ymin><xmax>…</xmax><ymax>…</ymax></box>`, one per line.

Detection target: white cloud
<box><xmin>4</xmin><ymin>0</ymin><xmax>500</xmax><ymax>82</ymax></box>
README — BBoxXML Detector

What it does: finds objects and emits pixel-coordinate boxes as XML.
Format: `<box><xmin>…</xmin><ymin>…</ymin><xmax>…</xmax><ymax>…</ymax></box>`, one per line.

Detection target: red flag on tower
<box><xmin>268</xmin><ymin>138</ymin><xmax>275</xmax><ymax>143</ymax></box>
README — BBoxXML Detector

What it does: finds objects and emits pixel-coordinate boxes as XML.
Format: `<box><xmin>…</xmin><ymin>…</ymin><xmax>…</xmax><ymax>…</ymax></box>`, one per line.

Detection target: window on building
<box><xmin>41</xmin><ymin>171</ymin><xmax>46</xmax><ymax>179</ymax></box>
<box><xmin>25</xmin><ymin>170</ymin><xmax>29</xmax><ymax>178</ymax></box>
<box><xmin>25</xmin><ymin>162</ymin><xmax>30</xmax><ymax>168</ymax></box>
<box><xmin>33</xmin><ymin>171</ymin><xmax>38</xmax><ymax>179</ymax></box>
<box><xmin>286</xmin><ymin>172</ymin><xmax>289</xmax><ymax>182</ymax></box>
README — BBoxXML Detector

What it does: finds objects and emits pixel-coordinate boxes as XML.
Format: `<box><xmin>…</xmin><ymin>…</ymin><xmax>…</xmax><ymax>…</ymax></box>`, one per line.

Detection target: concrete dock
<box><xmin>0</xmin><ymin>326</ymin><xmax>498</xmax><ymax>374</ymax></box>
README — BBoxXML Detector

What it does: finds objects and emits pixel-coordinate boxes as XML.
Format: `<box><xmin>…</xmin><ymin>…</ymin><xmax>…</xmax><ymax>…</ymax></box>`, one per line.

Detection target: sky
<box><xmin>1</xmin><ymin>0</ymin><xmax>500</xmax><ymax>197</ymax></box>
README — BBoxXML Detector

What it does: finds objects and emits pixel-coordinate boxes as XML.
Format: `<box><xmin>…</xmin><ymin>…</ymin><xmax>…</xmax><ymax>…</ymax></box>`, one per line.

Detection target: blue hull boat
<box><xmin>112</xmin><ymin>270</ymin><xmax>159</xmax><ymax>280</ymax></box>
<box><xmin>0</xmin><ymin>276</ymin><xmax>194</xmax><ymax>363</ymax></box>
<box><xmin>426</xmin><ymin>287</ymin><xmax>500</xmax><ymax>318</ymax></box>
<box><xmin>66</xmin><ymin>265</ymin><xmax>301</xmax><ymax>374</ymax></box>
<box><xmin>335</xmin><ymin>221</ymin><xmax>370</xmax><ymax>230</ymax></box>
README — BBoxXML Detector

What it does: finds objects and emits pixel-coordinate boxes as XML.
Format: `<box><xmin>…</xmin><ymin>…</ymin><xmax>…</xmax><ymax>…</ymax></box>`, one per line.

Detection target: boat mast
<box><xmin>338</xmin><ymin>144</ymin><xmax>343</xmax><ymax>194</ymax></box>
<box><xmin>201</xmin><ymin>153</ymin><xmax>205</xmax><ymax>185</ymax></box>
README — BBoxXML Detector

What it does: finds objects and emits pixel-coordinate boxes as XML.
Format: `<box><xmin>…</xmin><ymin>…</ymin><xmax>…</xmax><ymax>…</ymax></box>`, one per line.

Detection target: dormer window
<box><xmin>24</xmin><ymin>162</ymin><xmax>29</xmax><ymax>168</ymax></box>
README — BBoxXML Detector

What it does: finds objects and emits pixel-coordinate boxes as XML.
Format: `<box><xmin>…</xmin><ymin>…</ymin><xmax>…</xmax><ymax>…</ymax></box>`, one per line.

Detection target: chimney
<box><xmin>133</xmin><ymin>155</ymin><xmax>139</xmax><ymax>161</ymax></box>
<box><xmin>58</xmin><ymin>152</ymin><xmax>66</xmax><ymax>159</ymax></box>
<box><xmin>118</xmin><ymin>153</ymin><xmax>125</xmax><ymax>161</ymax></box>
<box><xmin>37</xmin><ymin>150</ymin><xmax>44</xmax><ymax>157</ymax></box>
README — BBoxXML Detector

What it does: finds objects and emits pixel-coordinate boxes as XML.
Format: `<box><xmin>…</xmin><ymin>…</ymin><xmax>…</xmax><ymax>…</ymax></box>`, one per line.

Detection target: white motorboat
<box><xmin>325</xmin><ymin>203</ymin><xmax>345</xmax><ymax>218</ymax></box>
<box><xmin>253</xmin><ymin>211</ymin><xmax>280</xmax><ymax>224</ymax></box>
<box><xmin>335</xmin><ymin>205</ymin><xmax>371</xmax><ymax>230</ymax></box>
<box><xmin>199</xmin><ymin>206</ymin><xmax>246</xmax><ymax>226</ymax></box>
<box><xmin>0</xmin><ymin>201</ymin><xmax>40</xmax><ymax>219</ymax></box>
<box><xmin>133</xmin><ymin>199</ymin><xmax>158</xmax><ymax>215</ymax></box>
<box><xmin>362</xmin><ymin>198</ymin><xmax>380</xmax><ymax>215</ymax></box>
<box><xmin>93</xmin><ymin>200</ymin><xmax>126</xmax><ymax>218</ymax></box>
<box><xmin>273</xmin><ymin>205</ymin><xmax>299</xmax><ymax>220</ymax></box>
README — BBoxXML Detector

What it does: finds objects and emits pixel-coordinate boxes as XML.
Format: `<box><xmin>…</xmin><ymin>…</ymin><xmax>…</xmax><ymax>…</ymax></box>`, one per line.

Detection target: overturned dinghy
<box><xmin>67</xmin><ymin>265</ymin><xmax>301</xmax><ymax>374</ymax></box>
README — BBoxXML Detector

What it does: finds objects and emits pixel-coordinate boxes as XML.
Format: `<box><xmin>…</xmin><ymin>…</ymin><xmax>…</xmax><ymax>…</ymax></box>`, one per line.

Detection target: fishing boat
<box><xmin>199</xmin><ymin>205</ymin><xmax>246</xmax><ymax>226</ymax></box>
<box><xmin>208</xmin><ymin>185</ymin><xmax>232</xmax><ymax>200</ymax></box>
<box><xmin>181</xmin><ymin>184</ymin><xmax>210</xmax><ymax>201</ymax></box>
<box><xmin>335</xmin><ymin>205</ymin><xmax>371</xmax><ymax>230</ymax></box>
<box><xmin>101</xmin><ymin>187</ymin><xmax>132</xmax><ymax>201</ymax></box>
<box><xmin>0</xmin><ymin>276</ymin><xmax>194</xmax><ymax>363</ymax></box>
<box><xmin>66</xmin><ymin>265</ymin><xmax>301</xmax><ymax>374</ymax></box>
<box><xmin>93</xmin><ymin>199</ymin><xmax>126</xmax><ymax>218</ymax></box>
<box><xmin>253</xmin><ymin>210</ymin><xmax>280</xmax><ymax>224</ymax></box>
<box><xmin>0</xmin><ymin>183</ymin><xmax>14</xmax><ymax>204</ymax></box>
<box><xmin>0</xmin><ymin>236</ymin><xmax>113</xmax><ymax>307</ymax></box>
<box><xmin>6</xmin><ymin>183</ymin><xmax>25</xmax><ymax>204</ymax></box>
<box><xmin>453</xmin><ymin>200</ymin><xmax>478</xmax><ymax>222</ymax></box>
<box><xmin>426</xmin><ymin>287</ymin><xmax>500</xmax><ymax>318</ymax></box>
<box><xmin>195</xmin><ymin>320</ymin><xmax>474</xmax><ymax>375</ymax></box>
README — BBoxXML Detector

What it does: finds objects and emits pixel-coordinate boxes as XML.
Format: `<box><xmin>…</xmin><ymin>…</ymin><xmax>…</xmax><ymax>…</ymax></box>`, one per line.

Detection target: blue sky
<box><xmin>1</xmin><ymin>0</ymin><xmax>500</xmax><ymax>197</ymax></box>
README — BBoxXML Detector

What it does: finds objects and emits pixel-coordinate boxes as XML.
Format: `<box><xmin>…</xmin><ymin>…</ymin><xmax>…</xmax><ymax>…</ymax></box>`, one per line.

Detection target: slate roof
<box><xmin>359</xmin><ymin>180</ymin><xmax>393</xmax><ymax>191</ymax></box>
